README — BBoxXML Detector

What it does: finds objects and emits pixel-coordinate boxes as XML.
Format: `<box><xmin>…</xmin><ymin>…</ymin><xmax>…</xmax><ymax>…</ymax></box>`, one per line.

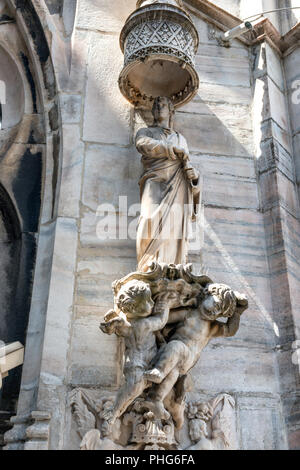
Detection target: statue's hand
<box><xmin>173</xmin><ymin>146</ymin><xmax>189</xmax><ymax>161</ymax></box>
<box><xmin>103</xmin><ymin>309</ymin><xmax>118</xmax><ymax>322</ymax></box>
<box><xmin>155</xmin><ymin>290</ymin><xmax>181</xmax><ymax>309</ymax></box>
<box><xmin>235</xmin><ymin>293</ymin><xmax>248</xmax><ymax>316</ymax></box>
<box><xmin>185</xmin><ymin>167</ymin><xmax>198</xmax><ymax>182</ymax></box>
<box><xmin>100</xmin><ymin>316</ymin><xmax>124</xmax><ymax>335</ymax></box>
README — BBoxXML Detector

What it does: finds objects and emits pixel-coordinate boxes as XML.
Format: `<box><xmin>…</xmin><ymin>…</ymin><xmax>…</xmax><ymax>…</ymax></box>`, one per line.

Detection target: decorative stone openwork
<box><xmin>119</xmin><ymin>1</ymin><xmax>199</xmax><ymax>108</ymax></box>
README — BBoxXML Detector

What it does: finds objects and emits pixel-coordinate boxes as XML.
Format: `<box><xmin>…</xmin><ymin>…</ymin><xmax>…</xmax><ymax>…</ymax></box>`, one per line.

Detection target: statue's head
<box><xmin>152</xmin><ymin>96</ymin><xmax>175</xmax><ymax>128</ymax></box>
<box><xmin>189</xmin><ymin>419</ymin><xmax>208</xmax><ymax>443</ymax></box>
<box><xmin>116</xmin><ymin>280</ymin><xmax>154</xmax><ymax>319</ymax></box>
<box><xmin>199</xmin><ymin>283</ymin><xmax>237</xmax><ymax>321</ymax></box>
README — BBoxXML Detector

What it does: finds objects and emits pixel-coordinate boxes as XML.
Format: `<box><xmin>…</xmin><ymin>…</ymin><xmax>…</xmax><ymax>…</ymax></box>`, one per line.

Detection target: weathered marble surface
<box><xmin>4</xmin><ymin>0</ymin><xmax>300</xmax><ymax>451</ymax></box>
<box><xmin>64</xmin><ymin>3</ymin><xmax>293</xmax><ymax>451</ymax></box>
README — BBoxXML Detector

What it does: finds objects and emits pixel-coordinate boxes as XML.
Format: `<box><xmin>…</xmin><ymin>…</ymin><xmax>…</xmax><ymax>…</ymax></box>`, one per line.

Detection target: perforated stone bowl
<box><xmin>119</xmin><ymin>3</ymin><xmax>199</xmax><ymax>109</ymax></box>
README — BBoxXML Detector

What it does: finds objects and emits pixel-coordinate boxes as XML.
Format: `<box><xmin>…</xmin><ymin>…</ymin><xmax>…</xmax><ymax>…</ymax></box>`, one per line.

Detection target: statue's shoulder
<box><xmin>177</xmin><ymin>131</ymin><xmax>188</xmax><ymax>146</ymax></box>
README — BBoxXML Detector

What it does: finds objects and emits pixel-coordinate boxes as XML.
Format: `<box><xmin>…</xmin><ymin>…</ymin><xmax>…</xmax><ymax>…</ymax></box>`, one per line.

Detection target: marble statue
<box><xmin>135</xmin><ymin>97</ymin><xmax>201</xmax><ymax>271</ymax></box>
<box><xmin>74</xmin><ymin>262</ymin><xmax>249</xmax><ymax>450</ymax></box>
<box><xmin>100</xmin><ymin>284</ymin><xmax>174</xmax><ymax>425</ymax></box>
<box><xmin>143</xmin><ymin>283</ymin><xmax>248</xmax><ymax>420</ymax></box>
<box><xmin>69</xmin><ymin>0</ymin><xmax>250</xmax><ymax>451</ymax></box>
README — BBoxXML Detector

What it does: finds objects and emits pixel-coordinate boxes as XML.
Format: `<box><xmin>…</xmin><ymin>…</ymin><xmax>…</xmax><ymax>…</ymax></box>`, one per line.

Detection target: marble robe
<box><xmin>135</xmin><ymin>126</ymin><xmax>201</xmax><ymax>271</ymax></box>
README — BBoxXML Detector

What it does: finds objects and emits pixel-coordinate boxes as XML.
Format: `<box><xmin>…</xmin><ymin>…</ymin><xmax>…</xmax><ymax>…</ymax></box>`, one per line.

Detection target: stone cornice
<box><xmin>185</xmin><ymin>0</ymin><xmax>241</xmax><ymax>30</ymax></box>
<box><xmin>281</xmin><ymin>22</ymin><xmax>300</xmax><ymax>55</ymax></box>
<box><xmin>249</xmin><ymin>18</ymin><xmax>283</xmax><ymax>55</ymax></box>
<box><xmin>184</xmin><ymin>0</ymin><xmax>300</xmax><ymax>56</ymax></box>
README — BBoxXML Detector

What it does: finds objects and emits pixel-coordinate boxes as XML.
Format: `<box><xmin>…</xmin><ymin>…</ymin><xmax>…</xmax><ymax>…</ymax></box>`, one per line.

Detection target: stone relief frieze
<box><xmin>71</xmin><ymin>386</ymin><xmax>238</xmax><ymax>451</ymax></box>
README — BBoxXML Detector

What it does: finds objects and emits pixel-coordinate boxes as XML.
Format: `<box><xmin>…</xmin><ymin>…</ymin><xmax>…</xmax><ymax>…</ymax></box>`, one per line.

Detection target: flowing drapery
<box><xmin>136</xmin><ymin>126</ymin><xmax>200</xmax><ymax>271</ymax></box>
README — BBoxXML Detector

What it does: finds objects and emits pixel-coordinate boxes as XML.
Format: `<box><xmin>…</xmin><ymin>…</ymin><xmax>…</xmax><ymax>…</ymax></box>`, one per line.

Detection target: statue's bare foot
<box><xmin>144</xmin><ymin>368</ymin><xmax>164</xmax><ymax>384</ymax></box>
<box><xmin>143</xmin><ymin>400</ymin><xmax>170</xmax><ymax>421</ymax></box>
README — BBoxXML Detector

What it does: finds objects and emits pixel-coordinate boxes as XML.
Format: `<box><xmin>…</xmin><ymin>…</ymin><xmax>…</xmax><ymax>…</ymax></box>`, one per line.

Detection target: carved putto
<box><xmin>186</xmin><ymin>394</ymin><xmax>238</xmax><ymax>450</ymax></box>
<box><xmin>71</xmin><ymin>262</ymin><xmax>248</xmax><ymax>450</ymax></box>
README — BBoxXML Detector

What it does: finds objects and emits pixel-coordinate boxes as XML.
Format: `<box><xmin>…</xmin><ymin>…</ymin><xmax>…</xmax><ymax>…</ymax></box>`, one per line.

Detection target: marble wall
<box><xmin>41</xmin><ymin>1</ymin><xmax>285</xmax><ymax>450</ymax></box>
<box><xmin>4</xmin><ymin>0</ymin><xmax>300</xmax><ymax>450</ymax></box>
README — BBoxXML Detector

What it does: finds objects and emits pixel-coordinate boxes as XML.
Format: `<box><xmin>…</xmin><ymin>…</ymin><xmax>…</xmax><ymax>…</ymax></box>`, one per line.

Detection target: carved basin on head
<box><xmin>119</xmin><ymin>1</ymin><xmax>199</xmax><ymax>109</ymax></box>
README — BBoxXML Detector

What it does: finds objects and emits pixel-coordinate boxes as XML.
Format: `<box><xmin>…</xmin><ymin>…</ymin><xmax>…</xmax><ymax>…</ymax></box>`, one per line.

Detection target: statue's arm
<box><xmin>100</xmin><ymin>313</ymin><xmax>131</xmax><ymax>337</ymax></box>
<box><xmin>212</xmin><ymin>312</ymin><xmax>241</xmax><ymax>338</ymax></box>
<box><xmin>167</xmin><ymin>308</ymin><xmax>187</xmax><ymax>324</ymax></box>
<box><xmin>142</xmin><ymin>298</ymin><xmax>170</xmax><ymax>332</ymax></box>
<box><xmin>135</xmin><ymin>128</ymin><xmax>174</xmax><ymax>159</ymax></box>
<box><xmin>190</xmin><ymin>173</ymin><xmax>201</xmax><ymax>221</ymax></box>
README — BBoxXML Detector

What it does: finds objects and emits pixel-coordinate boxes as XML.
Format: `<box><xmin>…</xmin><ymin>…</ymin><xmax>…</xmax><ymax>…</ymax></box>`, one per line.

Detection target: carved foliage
<box><xmin>124</xmin><ymin>20</ymin><xmax>196</xmax><ymax>66</ymax></box>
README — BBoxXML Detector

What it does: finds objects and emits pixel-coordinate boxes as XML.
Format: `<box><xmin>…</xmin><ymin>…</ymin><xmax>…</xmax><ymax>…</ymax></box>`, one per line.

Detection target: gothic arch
<box><xmin>0</xmin><ymin>0</ymin><xmax>62</xmax><ymax>438</ymax></box>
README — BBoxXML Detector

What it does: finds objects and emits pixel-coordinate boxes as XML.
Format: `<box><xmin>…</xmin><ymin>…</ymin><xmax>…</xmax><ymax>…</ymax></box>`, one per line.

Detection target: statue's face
<box><xmin>200</xmin><ymin>284</ymin><xmax>236</xmax><ymax>319</ymax></box>
<box><xmin>117</xmin><ymin>280</ymin><xmax>154</xmax><ymax>319</ymax></box>
<box><xmin>189</xmin><ymin>420</ymin><xmax>207</xmax><ymax>442</ymax></box>
<box><xmin>200</xmin><ymin>291</ymin><xmax>224</xmax><ymax>320</ymax></box>
<box><xmin>153</xmin><ymin>97</ymin><xmax>171</xmax><ymax>123</ymax></box>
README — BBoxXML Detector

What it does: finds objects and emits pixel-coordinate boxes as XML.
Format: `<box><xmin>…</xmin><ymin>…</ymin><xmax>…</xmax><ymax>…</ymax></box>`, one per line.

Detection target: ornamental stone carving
<box><xmin>70</xmin><ymin>262</ymin><xmax>248</xmax><ymax>449</ymax></box>
<box><xmin>70</xmin><ymin>0</ymin><xmax>249</xmax><ymax>452</ymax></box>
<box><xmin>186</xmin><ymin>394</ymin><xmax>238</xmax><ymax>450</ymax></box>
<box><xmin>71</xmin><ymin>384</ymin><xmax>239</xmax><ymax>450</ymax></box>
<box><xmin>119</xmin><ymin>1</ymin><xmax>199</xmax><ymax>108</ymax></box>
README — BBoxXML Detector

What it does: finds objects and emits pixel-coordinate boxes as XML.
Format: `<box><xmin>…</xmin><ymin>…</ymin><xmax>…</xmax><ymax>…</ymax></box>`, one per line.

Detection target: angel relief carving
<box><xmin>186</xmin><ymin>394</ymin><xmax>238</xmax><ymax>450</ymax></box>
<box><xmin>71</xmin><ymin>262</ymin><xmax>248</xmax><ymax>450</ymax></box>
